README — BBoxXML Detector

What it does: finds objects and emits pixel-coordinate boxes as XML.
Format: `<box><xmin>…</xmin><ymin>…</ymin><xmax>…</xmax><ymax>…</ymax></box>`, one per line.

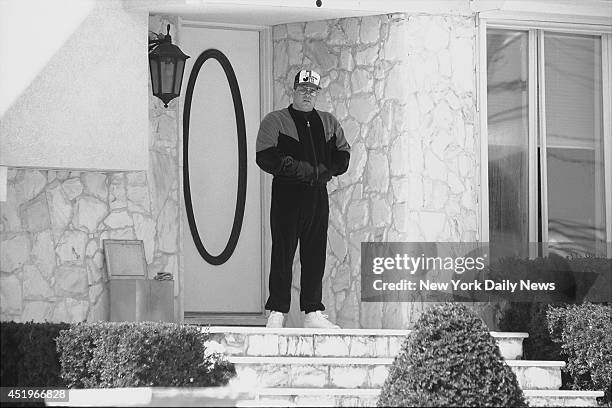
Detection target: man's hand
<box><xmin>316</xmin><ymin>163</ymin><xmax>332</xmax><ymax>183</ymax></box>
<box><xmin>296</xmin><ymin>161</ymin><xmax>315</xmax><ymax>181</ymax></box>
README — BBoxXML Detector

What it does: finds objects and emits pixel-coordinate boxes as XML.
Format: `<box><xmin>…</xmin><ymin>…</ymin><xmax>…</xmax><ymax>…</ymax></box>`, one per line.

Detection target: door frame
<box><xmin>177</xmin><ymin>19</ymin><xmax>273</xmax><ymax>325</ymax></box>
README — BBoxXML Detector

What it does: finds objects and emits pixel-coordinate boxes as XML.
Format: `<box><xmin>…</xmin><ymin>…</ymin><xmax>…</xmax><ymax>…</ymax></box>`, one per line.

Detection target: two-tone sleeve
<box><xmin>255</xmin><ymin>112</ymin><xmax>298</xmax><ymax>177</ymax></box>
<box><xmin>329</xmin><ymin>116</ymin><xmax>351</xmax><ymax>176</ymax></box>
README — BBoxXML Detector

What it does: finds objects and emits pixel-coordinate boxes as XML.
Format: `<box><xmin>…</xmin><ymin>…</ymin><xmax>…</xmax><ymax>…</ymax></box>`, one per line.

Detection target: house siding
<box><xmin>0</xmin><ymin>16</ymin><xmax>182</xmax><ymax>323</ymax></box>
<box><xmin>272</xmin><ymin>14</ymin><xmax>483</xmax><ymax>328</ymax></box>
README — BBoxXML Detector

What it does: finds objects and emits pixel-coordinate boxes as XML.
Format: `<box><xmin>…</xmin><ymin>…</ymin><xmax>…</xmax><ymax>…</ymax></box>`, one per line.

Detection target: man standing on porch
<box><xmin>256</xmin><ymin>69</ymin><xmax>351</xmax><ymax>328</ymax></box>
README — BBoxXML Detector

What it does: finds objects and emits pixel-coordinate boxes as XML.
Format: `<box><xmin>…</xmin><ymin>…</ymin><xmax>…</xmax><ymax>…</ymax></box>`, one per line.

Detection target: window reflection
<box><xmin>544</xmin><ymin>32</ymin><xmax>605</xmax><ymax>256</ymax></box>
<box><xmin>487</xmin><ymin>29</ymin><xmax>607</xmax><ymax>257</ymax></box>
<box><xmin>487</xmin><ymin>29</ymin><xmax>529</xmax><ymax>258</ymax></box>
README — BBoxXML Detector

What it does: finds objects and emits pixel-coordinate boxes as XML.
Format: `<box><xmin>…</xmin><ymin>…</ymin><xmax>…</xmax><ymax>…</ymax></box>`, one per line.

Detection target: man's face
<box><xmin>292</xmin><ymin>85</ymin><xmax>319</xmax><ymax>112</ymax></box>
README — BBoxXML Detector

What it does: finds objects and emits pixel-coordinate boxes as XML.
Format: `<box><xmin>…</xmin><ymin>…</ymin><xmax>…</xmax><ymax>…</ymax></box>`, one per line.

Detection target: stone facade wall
<box><xmin>1</xmin><ymin>13</ymin><xmax>487</xmax><ymax>328</ymax></box>
<box><xmin>273</xmin><ymin>14</ymin><xmax>482</xmax><ymax>328</ymax></box>
<box><xmin>0</xmin><ymin>16</ymin><xmax>181</xmax><ymax>323</ymax></box>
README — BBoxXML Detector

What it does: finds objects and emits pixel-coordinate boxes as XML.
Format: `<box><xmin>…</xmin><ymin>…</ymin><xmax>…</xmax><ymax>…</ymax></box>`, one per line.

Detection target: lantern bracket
<box><xmin>148</xmin><ymin>24</ymin><xmax>172</xmax><ymax>52</ymax></box>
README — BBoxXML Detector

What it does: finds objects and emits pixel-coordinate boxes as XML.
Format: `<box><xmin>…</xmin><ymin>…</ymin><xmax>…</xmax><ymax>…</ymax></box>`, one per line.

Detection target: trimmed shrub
<box><xmin>547</xmin><ymin>303</ymin><xmax>612</xmax><ymax>404</ymax></box>
<box><xmin>0</xmin><ymin>321</ymin><xmax>70</xmax><ymax>387</ymax></box>
<box><xmin>378</xmin><ymin>303</ymin><xmax>527</xmax><ymax>407</ymax></box>
<box><xmin>499</xmin><ymin>302</ymin><xmax>562</xmax><ymax>361</ymax></box>
<box><xmin>55</xmin><ymin>322</ymin><xmax>101</xmax><ymax>388</ymax></box>
<box><xmin>497</xmin><ymin>255</ymin><xmax>610</xmax><ymax>360</ymax></box>
<box><xmin>57</xmin><ymin>322</ymin><xmax>236</xmax><ymax>388</ymax></box>
<box><xmin>0</xmin><ymin>322</ymin><xmax>20</xmax><ymax>387</ymax></box>
<box><xmin>200</xmin><ymin>340</ymin><xmax>238</xmax><ymax>387</ymax></box>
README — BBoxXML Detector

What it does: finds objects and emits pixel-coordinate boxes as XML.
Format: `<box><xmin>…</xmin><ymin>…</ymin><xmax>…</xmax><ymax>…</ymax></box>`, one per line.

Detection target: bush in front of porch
<box><xmin>57</xmin><ymin>322</ymin><xmax>236</xmax><ymax>388</ymax></box>
<box><xmin>497</xmin><ymin>255</ymin><xmax>611</xmax><ymax>404</ymax></box>
<box><xmin>548</xmin><ymin>303</ymin><xmax>612</xmax><ymax>405</ymax></box>
<box><xmin>0</xmin><ymin>321</ymin><xmax>70</xmax><ymax>388</ymax></box>
<box><xmin>1</xmin><ymin>321</ymin><xmax>235</xmax><ymax>390</ymax></box>
<box><xmin>377</xmin><ymin>302</ymin><xmax>527</xmax><ymax>407</ymax></box>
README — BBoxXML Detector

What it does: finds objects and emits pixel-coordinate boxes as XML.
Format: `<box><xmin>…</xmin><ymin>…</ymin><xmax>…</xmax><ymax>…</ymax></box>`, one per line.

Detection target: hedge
<box><xmin>499</xmin><ymin>302</ymin><xmax>562</xmax><ymax>361</ymax></box>
<box><xmin>0</xmin><ymin>321</ymin><xmax>70</xmax><ymax>387</ymax></box>
<box><xmin>377</xmin><ymin>303</ymin><xmax>526</xmax><ymax>407</ymax></box>
<box><xmin>497</xmin><ymin>255</ymin><xmax>611</xmax><ymax>356</ymax></box>
<box><xmin>56</xmin><ymin>321</ymin><xmax>235</xmax><ymax>388</ymax></box>
<box><xmin>548</xmin><ymin>303</ymin><xmax>612</xmax><ymax>405</ymax></box>
<box><xmin>1</xmin><ymin>321</ymin><xmax>235</xmax><ymax>390</ymax></box>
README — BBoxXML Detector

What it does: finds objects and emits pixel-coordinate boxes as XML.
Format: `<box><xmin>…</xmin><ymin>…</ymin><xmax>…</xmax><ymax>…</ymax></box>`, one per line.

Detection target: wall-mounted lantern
<box><xmin>148</xmin><ymin>24</ymin><xmax>190</xmax><ymax>107</ymax></box>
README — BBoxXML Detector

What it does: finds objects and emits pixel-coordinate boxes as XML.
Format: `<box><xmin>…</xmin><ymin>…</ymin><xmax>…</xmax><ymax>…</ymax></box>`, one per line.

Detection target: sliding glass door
<box><xmin>487</xmin><ymin>27</ymin><xmax>609</xmax><ymax>257</ymax></box>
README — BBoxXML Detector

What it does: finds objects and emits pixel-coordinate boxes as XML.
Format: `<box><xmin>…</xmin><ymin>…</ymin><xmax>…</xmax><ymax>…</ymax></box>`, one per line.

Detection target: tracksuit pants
<box><xmin>265</xmin><ymin>180</ymin><xmax>329</xmax><ymax>314</ymax></box>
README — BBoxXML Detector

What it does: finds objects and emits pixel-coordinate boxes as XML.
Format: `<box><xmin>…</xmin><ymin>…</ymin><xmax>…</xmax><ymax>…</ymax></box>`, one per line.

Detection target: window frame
<box><xmin>478</xmin><ymin>18</ymin><xmax>612</xmax><ymax>256</ymax></box>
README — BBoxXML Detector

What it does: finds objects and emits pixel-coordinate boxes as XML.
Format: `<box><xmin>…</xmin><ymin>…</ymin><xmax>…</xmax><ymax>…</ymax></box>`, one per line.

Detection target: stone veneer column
<box><xmin>272</xmin><ymin>14</ymin><xmax>480</xmax><ymax>328</ymax></box>
<box><xmin>0</xmin><ymin>16</ymin><xmax>181</xmax><ymax>323</ymax></box>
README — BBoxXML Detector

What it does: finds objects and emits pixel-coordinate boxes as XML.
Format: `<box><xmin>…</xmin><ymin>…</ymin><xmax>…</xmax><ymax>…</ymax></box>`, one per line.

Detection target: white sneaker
<box><xmin>266</xmin><ymin>311</ymin><xmax>284</xmax><ymax>328</ymax></box>
<box><xmin>304</xmin><ymin>311</ymin><xmax>340</xmax><ymax>329</ymax></box>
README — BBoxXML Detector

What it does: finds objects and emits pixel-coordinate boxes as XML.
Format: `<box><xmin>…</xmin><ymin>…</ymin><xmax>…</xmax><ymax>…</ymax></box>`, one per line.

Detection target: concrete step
<box><xmin>228</xmin><ymin>356</ymin><xmax>565</xmax><ymax>390</ymax></box>
<box><xmin>523</xmin><ymin>390</ymin><xmax>605</xmax><ymax>407</ymax></box>
<box><xmin>235</xmin><ymin>389</ymin><xmax>604</xmax><ymax>407</ymax></box>
<box><xmin>206</xmin><ymin>327</ymin><xmax>528</xmax><ymax>360</ymax></box>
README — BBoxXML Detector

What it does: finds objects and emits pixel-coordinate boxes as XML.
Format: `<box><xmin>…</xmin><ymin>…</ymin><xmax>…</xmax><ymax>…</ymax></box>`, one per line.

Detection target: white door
<box><xmin>180</xmin><ymin>25</ymin><xmax>264</xmax><ymax>324</ymax></box>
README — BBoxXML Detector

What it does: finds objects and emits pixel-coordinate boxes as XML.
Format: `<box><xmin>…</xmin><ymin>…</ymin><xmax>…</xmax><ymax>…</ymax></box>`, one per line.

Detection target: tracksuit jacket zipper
<box><xmin>306</xmin><ymin>120</ymin><xmax>319</xmax><ymax>185</ymax></box>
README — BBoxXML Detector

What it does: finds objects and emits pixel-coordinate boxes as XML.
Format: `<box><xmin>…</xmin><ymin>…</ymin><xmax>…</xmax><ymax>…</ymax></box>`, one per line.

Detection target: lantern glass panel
<box><xmin>161</xmin><ymin>57</ymin><xmax>175</xmax><ymax>94</ymax></box>
<box><xmin>150</xmin><ymin>60</ymin><xmax>160</xmax><ymax>94</ymax></box>
<box><xmin>174</xmin><ymin>60</ymin><xmax>185</xmax><ymax>94</ymax></box>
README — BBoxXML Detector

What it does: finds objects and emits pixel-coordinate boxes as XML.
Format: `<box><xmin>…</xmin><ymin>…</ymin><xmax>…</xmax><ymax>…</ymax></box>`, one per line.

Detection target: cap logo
<box><xmin>295</xmin><ymin>69</ymin><xmax>321</xmax><ymax>88</ymax></box>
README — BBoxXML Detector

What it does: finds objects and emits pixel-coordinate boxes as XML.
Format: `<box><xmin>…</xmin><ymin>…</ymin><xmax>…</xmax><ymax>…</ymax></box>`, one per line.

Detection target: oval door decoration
<box><xmin>183</xmin><ymin>49</ymin><xmax>247</xmax><ymax>266</ymax></box>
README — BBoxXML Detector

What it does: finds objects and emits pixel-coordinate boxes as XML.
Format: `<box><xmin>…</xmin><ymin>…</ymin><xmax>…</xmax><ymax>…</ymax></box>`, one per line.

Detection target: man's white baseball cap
<box><xmin>293</xmin><ymin>69</ymin><xmax>321</xmax><ymax>90</ymax></box>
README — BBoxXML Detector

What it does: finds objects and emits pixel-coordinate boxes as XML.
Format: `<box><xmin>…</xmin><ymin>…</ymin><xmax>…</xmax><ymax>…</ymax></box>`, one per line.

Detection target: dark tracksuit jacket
<box><xmin>256</xmin><ymin>104</ymin><xmax>350</xmax><ymax>313</ymax></box>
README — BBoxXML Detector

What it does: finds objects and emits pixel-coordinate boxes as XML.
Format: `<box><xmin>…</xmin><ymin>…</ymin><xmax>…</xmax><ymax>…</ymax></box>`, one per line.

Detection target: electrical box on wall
<box><xmin>109</xmin><ymin>279</ymin><xmax>175</xmax><ymax>323</ymax></box>
<box><xmin>103</xmin><ymin>239</ymin><xmax>174</xmax><ymax>322</ymax></box>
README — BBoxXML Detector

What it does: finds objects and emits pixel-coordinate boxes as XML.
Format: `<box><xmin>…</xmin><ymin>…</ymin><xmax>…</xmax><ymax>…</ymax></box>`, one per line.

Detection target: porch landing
<box><xmin>205</xmin><ymin>326</ymin><xmax>604</xmax><ymax>407</ymax></box>
<box><xmin>205</xmin><ymin>326</ymin><xmax>528</xmax><ymax>360</ymax></box>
